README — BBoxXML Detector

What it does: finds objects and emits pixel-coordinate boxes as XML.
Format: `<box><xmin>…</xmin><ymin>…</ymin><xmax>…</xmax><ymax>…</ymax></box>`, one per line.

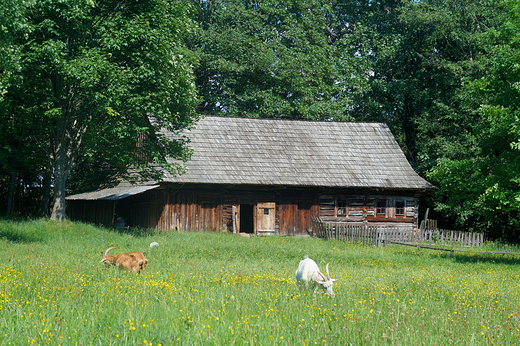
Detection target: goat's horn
<box><xmin>103</xmin><ymin>247</ymin><xmax>116</xmax><ymax>257</ymax></box>
<box><xmin>326</xmin><ymin>263</ymin><xmax>330</xmax><ymax>278</ymax></box>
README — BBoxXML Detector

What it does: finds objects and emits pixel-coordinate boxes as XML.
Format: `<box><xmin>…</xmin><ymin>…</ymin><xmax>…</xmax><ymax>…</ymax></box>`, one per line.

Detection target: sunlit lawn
<box><xmin>0</xmin><ymin>219</ymin><xmax>519</xmax><ymax>345</ymax></box>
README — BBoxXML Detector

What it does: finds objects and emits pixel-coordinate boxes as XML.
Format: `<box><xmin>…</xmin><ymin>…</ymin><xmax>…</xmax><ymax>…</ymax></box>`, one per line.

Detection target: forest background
<box><xmin>1</xmin><ymin>0</ymin><xmax>520</xmax><ymax>242</ymax></box>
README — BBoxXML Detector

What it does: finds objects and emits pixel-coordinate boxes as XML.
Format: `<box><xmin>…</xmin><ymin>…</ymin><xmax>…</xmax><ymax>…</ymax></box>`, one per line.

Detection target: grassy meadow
<box><xmin>0</xmin><ymin>219</ymin><xmax>519</xmax><ymax>345</ymax></box>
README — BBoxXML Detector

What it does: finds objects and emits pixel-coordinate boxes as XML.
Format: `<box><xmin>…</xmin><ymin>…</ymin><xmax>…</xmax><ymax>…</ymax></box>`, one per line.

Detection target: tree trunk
<box><xmin>38</xmin><ymin>167</ymin><xmax>52</xmax><ymax>217</ymax></box>
<box><xmin>50</xmin><ymin>143</ymin><xmax>68</xmax><ymax>221</ymax></box>
<box><xmin>6</xmin><ymin>171</ymin><xmax>16</xmax><ymax>216</ymax></box>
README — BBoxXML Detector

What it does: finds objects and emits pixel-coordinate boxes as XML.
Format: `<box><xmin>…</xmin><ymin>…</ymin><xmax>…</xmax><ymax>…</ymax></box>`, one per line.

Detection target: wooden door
<box><xmin>296</xmin><ymin>201</ymin><xmax>311</xmax><ymax>235</ymax></box>
<box><xmin>256</xmin><ymin>202</ymin><xmax>276</xmax><ymax>235</ymax></box>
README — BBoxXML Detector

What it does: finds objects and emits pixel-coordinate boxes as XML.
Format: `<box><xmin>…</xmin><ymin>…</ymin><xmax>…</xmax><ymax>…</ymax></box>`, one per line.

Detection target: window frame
<box><xmin>336</xmin><ymin>199</ymin><xmax>347</xmax><ymax>217</ymax></box>
<box><xmin>319</xmin><ymin>197</ymin><xmax>348</xmax><ymax>218</ymax></box>
<box><xmin>376</xmin><ymin>199</ymin><xmax>387</xmax><ymax>217</ymax></box>
<box><xmin>395</xmin><ymin>200</ymin><xmax>406</xmax><ymax>217</ymax></box>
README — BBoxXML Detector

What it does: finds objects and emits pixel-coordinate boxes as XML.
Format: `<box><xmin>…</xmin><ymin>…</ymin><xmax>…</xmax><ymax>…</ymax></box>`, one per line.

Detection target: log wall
<box><xmin>69</xmin><ymin>184</ymin><xmax>422</xmax><ymax>234</ymax></box>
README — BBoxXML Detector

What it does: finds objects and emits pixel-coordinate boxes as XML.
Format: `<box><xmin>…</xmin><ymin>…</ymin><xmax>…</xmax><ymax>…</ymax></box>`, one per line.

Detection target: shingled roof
<box><xmin>160</xmin><ymin>116</ymin><xmax>435</xmax><ymax>191</ymax></box>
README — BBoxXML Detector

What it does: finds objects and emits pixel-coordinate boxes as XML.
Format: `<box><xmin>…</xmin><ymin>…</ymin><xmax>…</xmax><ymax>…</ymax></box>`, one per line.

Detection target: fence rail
<box><xmin>312</xmin><ymin>217</ymin><xmax>484</xmax><ymax>247</ymax></box>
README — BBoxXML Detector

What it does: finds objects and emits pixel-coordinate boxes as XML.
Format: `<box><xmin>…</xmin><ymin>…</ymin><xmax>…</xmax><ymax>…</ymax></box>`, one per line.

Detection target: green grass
<box><xmin>0</xmin><ymin>219</ymin><xmax>519</xmax><ymax>345</ymax></box>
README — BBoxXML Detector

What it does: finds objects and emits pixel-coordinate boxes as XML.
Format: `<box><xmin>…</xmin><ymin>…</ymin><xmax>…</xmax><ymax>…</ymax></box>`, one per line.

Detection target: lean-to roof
<box><xmin>66</xmin><ymin>185</ymin><xmax>160</xmax><ymax>201</ymax></box>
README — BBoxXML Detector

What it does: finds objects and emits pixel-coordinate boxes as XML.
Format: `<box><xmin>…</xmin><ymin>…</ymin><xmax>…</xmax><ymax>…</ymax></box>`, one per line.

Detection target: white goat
<box><xmin>295</xmin><ymin>256</ymin><xmax>337</xmax><ymax>297</ymax></box>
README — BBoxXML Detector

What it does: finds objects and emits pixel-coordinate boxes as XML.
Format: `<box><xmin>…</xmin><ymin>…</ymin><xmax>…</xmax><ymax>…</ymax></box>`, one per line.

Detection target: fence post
<box><xmin>312</xmin><ymin>218</ymin><xmax>484</xmax><ymax>248</ymax></box>
<box><xmin>418</xmin><ymin>222</ymin><xmax>423</xmax><ymax>249</ymax></box>
<box><xmin>450</xmin><ymin>231</ymin><xmax>454</xmax><ymax>255</ymax></box>
<box><xmin>325</xmin><ymin>223</ymin><xmax>328</xmax><ymax>239</ymax></box>
<box><xmin>232</xmin><ymin>206</ymin><xmax>236</xmax><ymax>234</ymax></box>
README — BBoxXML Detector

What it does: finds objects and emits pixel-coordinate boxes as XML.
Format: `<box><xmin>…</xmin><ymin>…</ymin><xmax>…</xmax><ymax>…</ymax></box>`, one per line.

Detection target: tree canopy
<box><xmin>428</xmin><ymin>0</ymin><xmax>520</xmax><ymax>241</ymax></box>
<box><xmin>1</xmin><ymin>0</ymin><xmax>199</xmax><ymax>220</ymax></box>
<box><xmin>191</xmin><ymin>0</ymin><xmax>374</xmax><ymax>120</ymax></box>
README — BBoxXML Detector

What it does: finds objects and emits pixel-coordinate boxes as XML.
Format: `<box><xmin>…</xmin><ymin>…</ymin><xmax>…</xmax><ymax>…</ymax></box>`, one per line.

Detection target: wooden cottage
<box><xmin>66</xmin><ymin>116</ymin><xmax>435</xmax><ymax>235</ymax></box>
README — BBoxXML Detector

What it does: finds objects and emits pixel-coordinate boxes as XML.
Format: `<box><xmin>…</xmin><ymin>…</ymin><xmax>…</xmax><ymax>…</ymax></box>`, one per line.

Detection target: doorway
<box><xmin>240</xmin><ymin>204</ymin><xmax>254</xmax><ymax>234</ymax></box>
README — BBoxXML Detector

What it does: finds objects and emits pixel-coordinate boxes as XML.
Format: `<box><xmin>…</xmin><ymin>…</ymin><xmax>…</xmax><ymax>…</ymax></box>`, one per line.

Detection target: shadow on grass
<box><xmin>0</xmin><ymin>230</ymin><xmax>43</xmax><ymax>243</ymax></box>
<box><xmin>450</xmin><ymin>253</ymin><xmax>520</xmax><ymax>265</ymax></box>
<box><xmin>390</xmin><ymin>244</ymin><xmax>520</xmax><ymax>265</ymax></box>
<box><xmin>112</xmin><ymin>227</ymin><xmax>158</xmax><ymax>238</ymax></box>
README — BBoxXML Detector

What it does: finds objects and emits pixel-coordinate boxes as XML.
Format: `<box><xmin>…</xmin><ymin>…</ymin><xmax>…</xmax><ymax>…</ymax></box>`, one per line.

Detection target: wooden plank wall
<box><xmin>275</xmin><ymin>200</ymin><xmax>313</xmax><ymax>236</ymax></box>
<box><xmin>157</xmin><ymin>193</ymin><xmax>221</xmax><ymax>231</ymax></box>
<box><xmin>68</xmin><ymin>200</ymin><xmax>114</xmax><ymax>226</ymax></box>
<box><xmin>150</xmin><ymin>187</ymin><xmax>314</xmax><ymax>234</ymax></box>
<box><xmin>117</xmin><ymin>189</ymin><xmax>166</xmax><ymax>229</ymax></box>
<box><xmin>163</xmin><ymin>190</ymin><xmax>223</xmax><ymax>232</ymax></box>
<box><xmin>69</xmin><ymin>186</ymin><xmax>425</xmax><ymax>234</ymax></box>
<box><xmin>277</xmin><ymin>203</ymin><xmax>294</xmax><ymax>235</ymax></box>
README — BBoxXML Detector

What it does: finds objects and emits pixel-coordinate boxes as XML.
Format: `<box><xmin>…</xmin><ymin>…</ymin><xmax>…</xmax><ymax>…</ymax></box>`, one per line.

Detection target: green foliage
<box><xmin>191</xmin><ymin>0</ymin><xmax>362</xmax><ymax>120</ymax></box>
<box><xmin>427</xmin><ymin>0</ymin><xmax>520</xmax><ymax>241</ymax></box>
<box><xmin>353</xmin><ymin>0</ymin><xmax>504</xmax><ymax>165</ymax></box>
<box><xmin>1</xmin><ymin>220</ymin><xmax>520</xmax><ymax>344</ymax></box>
<box><xmin>0</xmin><ymin>0</ymin><xmax>27</xmax><ymax>101</ymax></box>
<box><xmin>1</xmin><ymin>0</ymin><xmax>200</xmax><ymax>219</ymax></box>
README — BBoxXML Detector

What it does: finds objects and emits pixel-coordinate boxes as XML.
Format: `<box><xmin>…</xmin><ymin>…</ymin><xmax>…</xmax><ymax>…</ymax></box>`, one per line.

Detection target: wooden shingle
<box><xmin>161</xmin><ymin>116</ymin><xmax>435</xmax><ymax>190</ymax></box>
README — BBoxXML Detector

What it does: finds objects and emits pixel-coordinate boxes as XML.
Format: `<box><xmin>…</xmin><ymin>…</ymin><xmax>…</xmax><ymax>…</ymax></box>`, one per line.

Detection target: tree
<box><xmin>0</xmin><ymin>0</ymin><xmax>26</xmax><ymax>100</ymax></box>
<box><xmin>191</xmin><ymin>0</ymin><xmax>368</xmax><ymax>120</ymax></box>
<box><xmin>4</xmin><ymin>0</ymin><xmax>199</xmax><ymax>220</ymax></box>
<box><xmin>351</xmin><ymin>0</ymin><xmax>504</xmax><ymax>166</ymax></box>
<box><xmin>428</xmin><ymin>0</ymin><xmax>520</xmax><ymax>241</ymax></box>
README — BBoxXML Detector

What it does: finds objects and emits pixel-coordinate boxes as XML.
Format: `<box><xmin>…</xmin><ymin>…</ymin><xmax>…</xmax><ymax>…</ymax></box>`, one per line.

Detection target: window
<box><xmin>319</xmin><ymin>197</ymin><xmax>348</xmax><ymax>218</ymax></box>
<box><xmin>395</xmin><ymin>201</ymin><xmax>405</xmax><ymax>216</ymax></box>
<box><xmin>376</xmin><ymin>200</ymin><xmax>386</xmax><ymax>216</ymax></box>
<box><xmin>337</xmin><ymin>200</ymin><xmax>347</xmax><ymax>217</ymax></box>
<box><xmin>263</xmin><ymin>208</ymin><xmax>270</xmax><ymax>215</ymax></box>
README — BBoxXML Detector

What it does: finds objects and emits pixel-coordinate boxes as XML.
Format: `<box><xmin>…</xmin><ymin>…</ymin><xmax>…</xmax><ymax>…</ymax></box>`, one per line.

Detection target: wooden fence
<box><xmin>312</xmin><ymin>217</ymin><xmax>484</xmax><ymax>247</ymax></box>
